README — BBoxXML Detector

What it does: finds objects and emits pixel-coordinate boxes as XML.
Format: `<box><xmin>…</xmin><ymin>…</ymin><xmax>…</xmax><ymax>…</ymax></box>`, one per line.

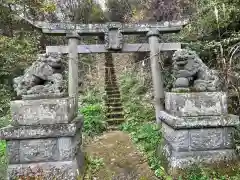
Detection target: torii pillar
<box><xmin>147</xmin><ymin>29</ymin><xmax>165</xmax><ymax>123</ymax></box>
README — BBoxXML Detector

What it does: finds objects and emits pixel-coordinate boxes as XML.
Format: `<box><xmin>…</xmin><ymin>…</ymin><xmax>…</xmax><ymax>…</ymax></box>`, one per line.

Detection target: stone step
<box><xmin>105</xmin><ymin>66</ymin><xmax>115</xmax><ymax>69</ymax></box>
<box><xmin>106</xmin><ymin>90</ymin><xmax>121</xmax><ymax>95</ymax></box>
<box><xmin>105</xmin><ymin>68</ymin><xmax>115</xmax><ymax>71</ymax></box>
<box><xmin>106</xmin><ymin>89</ymin><xmax>120</xmax><ymax>92</ymax></box>
<box><xmin>105</xmin><ymin>86</ymin><xmax>118</xmax><ymax>89</ymax></box>
<box><xmin>106</xmin><ymin>96</ymin><xmax>121</xmax><ymax>101</ymax></box>
<box><xmin>107</xmin><ymin>125</ymin><xmax>120</xmax><ymax>131</ymax></box>
<box><xmin>105</xmin><ymin>63</ymin><xmax>114</xmax><ymax>65</ymax></box>
<box><xmin>105</xmin><ymin>80</ymin><xmax>117</xmax><ymax>82</ymax></box>
<box><xmin>105</xmin><ymin>82</ymin><xmax>118</xmax><ymax>86</ymax></box>
<box><xmin>105</xmin><ymin>87</ymin><xmax>119</xmax><ymax>91</ymax></box>
<box><xmin>107</xmin><ymin>112</ymin><xmax>124</xmax><ymax>119</ymax></box>
<box><xmin>107</xmin><ymin>106</ymin><xmax>123</xmax><ymax>112</ymax></box>
<box><xmin>105</xmin><ymin>84</ymin><xmax>118</xmax><ymax>88</ymax></box>
<box><xmin>105</xmin><ymin>80</ymin><xmax>117</xmax><ymax>83</ymax></box>
<box><xmin>106</xmin><ymin>118</ymin><xmax>125</xmax><ymax>125</ymax></box>
<box><xmin>105</xmin><ymin>76</ymin><xmax>117</xmax><ymax>80</ymax></box>
<box><xmin>105</xmin><ymin>102</ymin><xmax>122</xmax><ymax>107</ymax></box>
<box><xmin>105</xmin><ymin>70</ymin><xmax>115</xmax><ymax>72</ymax></box>
<box><xmin>106</xmin><ymin>100</ymin><xmax>121</xmax><ymax>105</ymax></box>
<box><xmin>105</xmin><ymin>73</ymin><xmax>116</xmax><ymax>76</ymax></box>
<box><xmin>107</xmin><ymin>94</ymin><xmax>121</xmax><ymax>98</ymax></box>
<box><xmin>105</xmin><ymin>79</ymin><xmax>117</xmax><ymax>83</ymax></box>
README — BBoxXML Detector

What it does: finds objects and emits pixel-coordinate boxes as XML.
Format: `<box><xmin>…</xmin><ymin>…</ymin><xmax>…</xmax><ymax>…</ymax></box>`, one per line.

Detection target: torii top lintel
<box><xmin>34</xmin><ymin>20</ymin><xmax>189</xmax><ymax>36</ymax></box>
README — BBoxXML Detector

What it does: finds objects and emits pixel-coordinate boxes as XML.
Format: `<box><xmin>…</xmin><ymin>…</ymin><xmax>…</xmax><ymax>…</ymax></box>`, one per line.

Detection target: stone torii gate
<box><xmin>0</xmin><ymin>20</ymin><xmax>189</xmax><ymax>179</ymax></box>
<box><xmin>36</xmin><ymin>20</ymin><xmax>188</xmax><ymax>122</ymax></box>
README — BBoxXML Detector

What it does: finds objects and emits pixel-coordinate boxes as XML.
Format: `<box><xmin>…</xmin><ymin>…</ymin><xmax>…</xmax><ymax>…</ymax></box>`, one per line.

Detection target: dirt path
<box><xmin>83</xmin><ymin>131</ymin><xmax>159</xmax><ymax>180</ymax></box>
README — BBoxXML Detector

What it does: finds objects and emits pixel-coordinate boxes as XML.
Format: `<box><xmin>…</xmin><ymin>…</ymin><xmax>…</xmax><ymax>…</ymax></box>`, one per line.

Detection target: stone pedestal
<box><xmin>0</xmin><ymin>97</ymin><xmax>84</xmax><ymax>180</ymax></box>
<box><xmin>159</xmin><ymin>92</ymin><xmax>239</xmax><ymax>172</ymax></box>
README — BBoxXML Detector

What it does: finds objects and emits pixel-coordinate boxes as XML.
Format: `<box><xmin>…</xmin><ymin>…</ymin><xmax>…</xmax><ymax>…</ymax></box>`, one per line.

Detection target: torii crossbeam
<box><xmin>46</xmin><ymin>43</ymin><xmax>181</xmax><ymax>54</ymax></box>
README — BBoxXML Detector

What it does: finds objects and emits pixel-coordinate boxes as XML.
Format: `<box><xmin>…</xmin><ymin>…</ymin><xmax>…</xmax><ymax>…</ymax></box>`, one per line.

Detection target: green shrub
<box><xmin>80</xmin><ymin>103</ymin><xmax>107</xmax><ymax>136</ymax></box>
<box><xmin>0</xmin><ymin>140</ymin><xmax>7</xmax><ymax>179</ymax></box>
<box><xmin>79</xmin><ymin>89</ymin><xmax>107</xmax><ymax>136</ymax></box>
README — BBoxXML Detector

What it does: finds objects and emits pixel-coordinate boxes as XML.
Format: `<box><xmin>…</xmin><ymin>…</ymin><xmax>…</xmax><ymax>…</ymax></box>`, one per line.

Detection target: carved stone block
<box><xmin>0</xmin><ymin>117</ymin><xmax>83</xmax><ymax>140</ymax></box>
<box><xmin>162</xmin><ymin>142</ymin><xmax>237</xmax><ymax>169</ymax></box>
<box><xmin>7</xmin><ymin>159</ymin><xmax>84</xmax><ymax>180</ymax></box>
<box><xmin>189</xmin><ymin>128</ymin><xmax>224</xmax><ymax>151</ymax></box>
<box><xmin>162</xmin><ymin>123</ymin><xmax>189</xmax><ymax>151</ymax></box>
<box><xmin>159</xmin><ymin>111</ymin><xmax>239</xmax><ymax>129</ymax></box>
<box><xmin>57</xmin><ymin>135</ymin><xmax>82</xmax><ymax>161</ymax></box>
<box><xmin>165</xmin><ymin>92</ymin><xmax>228</xmax><ymax>116</ymax></box>
<box><xmin>105</xmin><ymin>23</ymin><xmax>123</xmax><ymax>50</ymax></box>
<box><xmin>6</xmin><ymin>135</ymin><xmax>82</xmax><ymax>163</ymax></box>
<box><xmin>19</xmin><ymin>139</ymin><xmax>58</xmax><ymax>163</ymax></box>
<box><xmin>10</xmin><ymin>97</ymin><xmax>76</xmax><ymax>125</ymax></box>
<box><xmin>7</xmin><ymin>141</ymin><xmax>20</xmax><ymax>164</ymax></box>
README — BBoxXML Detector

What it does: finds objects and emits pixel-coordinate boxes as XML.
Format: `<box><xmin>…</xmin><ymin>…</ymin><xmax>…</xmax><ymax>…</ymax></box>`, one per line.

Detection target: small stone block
<box><xmin>19</xmin><ymin>139</ymin><xmax>58</xmax><ymax>163</ymax></box>
<box><xmin>10</xmin><ymin>97</ymin><xmax>77</xmax><ymax>125</ymax></box>
<box><xmin>161</xmin><ymin>122</ymin><xmax>235</xmax><ymax>152</ymax></box>
<box><xmin>57</xmin><ymin>135</ymin><xmax>82</xmax><ymax>161</ymax></box>
<box><xmin>165</xmin><ymin>92</ymin><xmax>228</xmax><ymax>116</ymax></box>
<box><xmin>0</xmin><ymin>116</ymin><xmax>83</xmax><ymax>140</ymax></box>
<box><xmin>22</xmin><ymin>93</ymin><xmax>67</xmax><ymax>100</ymax></box>
<box><xmin>7</xmin><ymin>141</ymin><xmax>20</xmax><ymax>164</ymax></box>
<box><xmin>189</xmin><ymin>128</ymin><xmax>224</xmax><ymax>151</ymax></box>
<box><xmin>6</xmin><ymin>135</ymin><xmax>82</xmax><ymax>164</ymax></box>
<box><xmin>162</xmin><ymin>123</ymin><xmax>189</xmax><ymax>151</ymax></box>
<box><xmin>224</xmin><ymin>127</ymin><xmax>234</xmax><ymax>148</ymax></box>
<box><xmin>7</xmin><ymin>160</ymin><xmax>82</xmax><ymax>180</ymax></box>
<box><xmin>159</xmin><ymin>111</ymin><xmax>239</xmax><ymax>129</ymax></box>
<box><xmin>163</xmin><ymin>142</ymin><xmax>237</xmax><ymax>169</ymax></box>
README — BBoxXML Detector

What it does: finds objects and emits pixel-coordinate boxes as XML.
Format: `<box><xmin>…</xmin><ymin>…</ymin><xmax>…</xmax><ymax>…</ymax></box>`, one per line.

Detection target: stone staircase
<box><xmin>104</xmin><ymin>54</ymin><xmax>125</xmax><ymax>126</ymax></box>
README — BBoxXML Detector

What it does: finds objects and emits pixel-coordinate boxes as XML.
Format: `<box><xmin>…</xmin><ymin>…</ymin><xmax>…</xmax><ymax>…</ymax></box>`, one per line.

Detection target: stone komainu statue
<box><xmin>13</xmin><ymin>53</ymin><xmax>66</xmax><ymax>99</ymax></box>
<box><xmin>172</xmin><ymin>49</ymin><xmax>220</xmax><ymax>92</ymax></box>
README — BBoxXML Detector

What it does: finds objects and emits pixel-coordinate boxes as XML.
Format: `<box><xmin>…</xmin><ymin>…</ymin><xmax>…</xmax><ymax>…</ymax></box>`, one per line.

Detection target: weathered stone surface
<box><xmin>7</xmin><ymin>141</ymin><xmax>20</xmax><ymax>164</ymax></box>
<box><xmin>189</xmin><ymin>128</ymin><xmax>223</xmax><ymax>151</ymax></box>
<box><xmin>162</xmin><ymin>123</ymin><xmax>188</xmax><ymax>151</ymax></box>
<box><xmin>22</xmin><ymin>92</ymin><xmax>67</xmax><ymax>100</ymax></box>
<box><xmin>159</xmin><ymin>111</ymin><xmax>239</xmax><ymax>129</ymax></box>
<box><xmin>57</xmin><ymin>134</ymin><xmax>82</xmax><ymax>161</ymax></box>
<box><xmin>160</xmin><ymin>90</ymin><xmax>239</xmax><ymax>171</ymax></box>
<box><xmin>161</xmin><ymin>122</ymin><xmax>235</xmax><ymax>152</ymax></box>
<box><xmin>10</xmin><ymin>97</ymin><xmax>76</xmax><ymax>125</ymax></box>
<box><xmin>105</xmin><ymin>27</ymin><xmax>123</xmax><ymax>50</ymax></box>
<box><xmin>0</xmin><ymin>117</ymin><xmax>82</xmax><ymax>140</ymax></box>
<box><xmin>172</xmin><ymin>49</ymin><xmax>220</xmax><ymax>92</ymax></box>
<box><xmin>7</xmin><ymin>160</ymin><xmax>81</xmax><ymax>180</ymax></box>
<box><xmin>224</xmin><ymin>127</ymin><xmax>234</xmax><ymax>148</ymax></box>
<box><xmin>38</xmin><ymin>20</ymin><xmax>188</xmax><ymax>35</ymax></box>
<box><xmin>6</xmin><ymin>135</ymin><xmax>82</xmax><ymax>164</ymax></box>
<box><xmin>165</xmin><ymin>92</ymin><xmax>228</xmax><ymax>116</ymax></box>
<box><xmin>162</xmin><ymin>142</ymin><xmax>237</xmax><ymax>169</ymax></box>
<box><xmin>46</xmin><ymin>43</ymin><xmax>182</xmax><ymax>54</ymax></box>
<box><xmin>20</xmin><ymin>139</ymin><xmax>58</xmax><ymax>162</ymax></box>
<box><xmin>174</xmin><ymin>77</ymin><xmax>189</xmax><ymax>88</ymax></box>
<box><xmin>13</xmin><ymin>53</ymin><xmax>66</xmax><ymax>98</ymax></box>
